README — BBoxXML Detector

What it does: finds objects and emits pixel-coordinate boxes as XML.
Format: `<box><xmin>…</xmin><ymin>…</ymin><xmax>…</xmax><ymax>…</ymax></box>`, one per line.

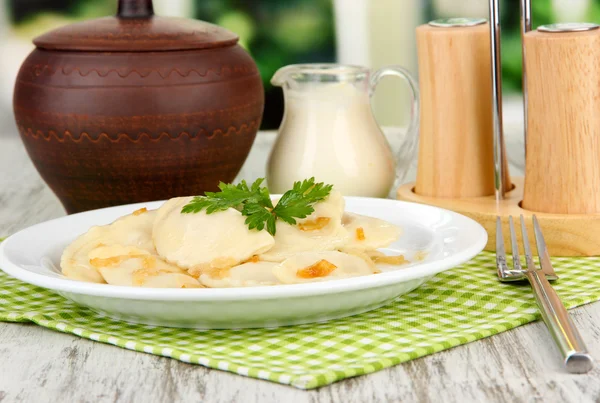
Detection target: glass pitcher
<box><xmin>267</xmin><ymin>64</ymin><xmax>419</xmax><ymax>198</ymax></box>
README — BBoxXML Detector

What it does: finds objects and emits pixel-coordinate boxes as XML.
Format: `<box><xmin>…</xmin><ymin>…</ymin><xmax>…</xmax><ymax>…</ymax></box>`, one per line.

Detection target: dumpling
<box><xmin>199</xmin><ymin>260</ymin><xmax>280</xmax><ymax>288</ymax></box>
<box><xmin>105</xmin><ymin>207</ymin><xmax>157</xmax><ymax>252</ymax></box>
<box><xmin>340</xmin><ymin>213</ymin><xmax>401</xmax><ymax>250</ymax></box>
<box><xmin>61</xmin><ymin>208</ymin><xmax>157</xmax><ymax>283</ymax></box>
<box><xmin>89</xmin><ymin>245</ymin><xmax>201</xmax><ymax>288</ymax></box>
<box><xmin>152</xmin><ymin>197</ymin><xmax>275</xmax><ymax>273</ymax></box>
<box><xmin>273</xmin><ymin>251</ymin><xmax>375</xmax><ymax>284</ymax></box>
<box><xmin>260</xmin><ymin>190</ymin><xmax>348</xmax><ymax>262</ymax></box>
<box><xmin>61</xmin><ymin>226</ymin><xmax>110</xmax><ymax>283</ymax></box>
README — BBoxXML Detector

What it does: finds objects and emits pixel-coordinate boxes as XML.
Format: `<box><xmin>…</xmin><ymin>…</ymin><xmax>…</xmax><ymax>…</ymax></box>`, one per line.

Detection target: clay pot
<box><xmin>13</xmin><ymin>0</ymin><xmax>264</xmax><ymax>213</ymax></box>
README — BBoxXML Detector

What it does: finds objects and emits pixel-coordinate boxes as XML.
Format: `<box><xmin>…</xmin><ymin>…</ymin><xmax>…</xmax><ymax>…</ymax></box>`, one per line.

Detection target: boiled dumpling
<box><xmin>61</xmin><ymin>226</ymin><xmax>110</xmax><ymax>283</ymax></box>
<box><xmin>61</xmin><ymin>208</ymin><xmax>157</xmax><ymax>283</ymax></box>
<box><xmin>199</xmin><ymin>260</ymin><xmax>280</xmax><ymax>288</ymax></box>
<box><xmin>340</xmin><ymin>213</ymin><xmax>401</xmax><ymax>250</ymax></box>
<box><xmin>105</xmin><ymin>208</ymin><xmax>157</xmax><ymax>252</ymax></box>
<box><xmin>260</xmin><ymin>190</ymin><xmax>348</xmax><ymax>262</ymax></box>
<box><xmin>88</xmin><ymin>245</ymin><xmax>201</xmax><ymax>288</ymax></box>
<box><xmin>273</xmin><ymin>251</ymin><xmax>375</xmax><ymax>284</ymax></box>
<box><xmin>152</xmin><ymin>197</ymin><xmax>275</xmax><ymax>274</ymax></box>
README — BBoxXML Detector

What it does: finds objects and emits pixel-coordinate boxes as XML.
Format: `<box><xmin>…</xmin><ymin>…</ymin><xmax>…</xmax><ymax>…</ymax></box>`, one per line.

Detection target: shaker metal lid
<box><xmin>429</xmin><ymin>18</ymin><xmax>487</xmax><ymax>28</ymax></box>
<box><xmin>33</xmin><ymin>0</ymin><xmax>238</xmax><ymax>52</ymax></box>
<box><xmin>538</xmin><ymin>22</ymin><xmax>600</xmax><ymax>33</ymax></box>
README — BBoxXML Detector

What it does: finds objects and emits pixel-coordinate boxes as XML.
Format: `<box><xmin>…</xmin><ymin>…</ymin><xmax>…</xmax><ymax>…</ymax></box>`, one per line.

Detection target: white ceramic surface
<box><xmin>0</xmin><ymin>198</ymin><xmax>487</xmax><ymax>329</ymax></box>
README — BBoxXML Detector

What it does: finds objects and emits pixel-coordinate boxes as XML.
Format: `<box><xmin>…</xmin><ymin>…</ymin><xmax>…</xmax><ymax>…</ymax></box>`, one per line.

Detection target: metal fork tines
<box><xmin>496</xmin><ymin>215</ymin><xmax>593</xmax><ymax>373</ymax></box>
<box><xmin>496</xmin><ymin>216</ymin><xmax>557</xmax><ymax>281</ymax></box>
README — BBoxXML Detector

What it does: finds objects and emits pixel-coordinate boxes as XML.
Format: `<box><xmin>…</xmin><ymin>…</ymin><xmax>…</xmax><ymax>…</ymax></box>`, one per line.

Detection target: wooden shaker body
<box><xmin>523</xmin><ymin>29</ymin><xmax>600</xmax><ymax>214</ymax></box>
<box><xmin>415</xmin><ymin>23</ymin><xmax>507</xmax><ymax>198</ymax></box>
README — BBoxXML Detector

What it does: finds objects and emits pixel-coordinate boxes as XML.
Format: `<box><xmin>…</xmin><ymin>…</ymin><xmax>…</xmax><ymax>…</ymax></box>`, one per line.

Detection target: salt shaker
<box><xmin>415</xmin><ymin>18</ymin><xmax>510</xmax><ymax>198</ymax></box>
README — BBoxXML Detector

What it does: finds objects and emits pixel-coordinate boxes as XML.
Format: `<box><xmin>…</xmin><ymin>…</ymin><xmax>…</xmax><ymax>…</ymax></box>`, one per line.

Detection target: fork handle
<box><xmin>525</xmin><ymin>270</ymin><xmax>594</xmax><ymax>373</ymax></box>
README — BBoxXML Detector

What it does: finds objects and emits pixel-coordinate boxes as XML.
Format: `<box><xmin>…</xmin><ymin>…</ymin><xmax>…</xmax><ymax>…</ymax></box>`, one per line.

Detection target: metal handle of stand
<box><xmin>520</xmin><ymin>0</ymin><xmax>531</xmax><ymax>161</ymax></box>
<box><xmin>489</xmin><ymin>0</ymin><xmax>505</xmax><ymax>201</ymax></box>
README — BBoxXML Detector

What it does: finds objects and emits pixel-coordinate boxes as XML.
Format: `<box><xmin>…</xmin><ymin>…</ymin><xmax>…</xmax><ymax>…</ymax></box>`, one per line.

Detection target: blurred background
<box><xmin>0</xmin><ymin>0</ymin><xmax>598</xmax><ymax>131</ymax></box>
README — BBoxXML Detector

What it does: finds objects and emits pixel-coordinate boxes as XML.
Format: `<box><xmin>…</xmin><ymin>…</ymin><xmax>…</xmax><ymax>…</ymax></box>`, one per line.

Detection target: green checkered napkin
<box><xmin>2</xmin><ymin>252</ymin><xmax>600</xmax><ymax>389</ymax></box>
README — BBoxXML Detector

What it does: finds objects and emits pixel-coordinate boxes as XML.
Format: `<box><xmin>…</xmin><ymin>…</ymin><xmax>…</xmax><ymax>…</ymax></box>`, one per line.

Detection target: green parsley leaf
<box><xmin>180</xmin><ymin>195</ymin><xmax>226</xmax><ymax>214</ymax></box>
<box><xmin>181</xmin><ymin>178</ymin><xmax>271</xmax><ymax>215</ymax></box>
<box><xmin>241</xmin><ymin>202</ymin><xmax>272</xmax><ymax>232</ymax></box>
<box><xmin>272</xmin><ymin>177</ymin><xmax>334</xmax><ymax>225</ymax></box>
<box><xmin>180</xmin><ymin>177</ymin><xmax>332</xmax><ymax>236</ymax></box>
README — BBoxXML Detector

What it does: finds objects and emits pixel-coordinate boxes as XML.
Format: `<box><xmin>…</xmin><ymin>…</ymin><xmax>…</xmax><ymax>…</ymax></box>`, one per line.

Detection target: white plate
<box><xmin>0</xmin><ymin>198</ymin><xmax>487</xmax><ymax>329</ymax></box>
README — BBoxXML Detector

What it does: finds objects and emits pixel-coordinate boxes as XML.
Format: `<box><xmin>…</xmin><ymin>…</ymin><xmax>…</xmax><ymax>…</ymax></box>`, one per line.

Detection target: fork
<box><xmin>496</xmin><ymin>215</ymin><xmax>593</xmax><ymax>373</ymax></box>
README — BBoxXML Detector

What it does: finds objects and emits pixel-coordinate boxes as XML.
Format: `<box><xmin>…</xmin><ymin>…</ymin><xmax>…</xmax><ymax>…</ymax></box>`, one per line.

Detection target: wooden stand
<box><xmin>397</xmin><ymin>177</ymin><xmax>600</xmax><ymax>256</ymax></box>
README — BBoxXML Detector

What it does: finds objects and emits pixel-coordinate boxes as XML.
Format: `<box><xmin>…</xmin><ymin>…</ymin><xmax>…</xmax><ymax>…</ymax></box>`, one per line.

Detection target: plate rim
<box><xmin>0</xmin><ymin>198</ymin><xmax>488</xmax><ymax>301</ymax></box>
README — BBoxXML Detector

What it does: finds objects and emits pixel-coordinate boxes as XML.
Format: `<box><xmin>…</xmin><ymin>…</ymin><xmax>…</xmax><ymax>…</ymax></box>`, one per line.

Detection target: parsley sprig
<box><xmin>181</xmin><ymin>177</ymin><xmax>333</xmax><ymax>235</ymax></box>
<box><xmin>181</xmin><ymin>179</ymin><xmax>272</xmax><ymax>214</ymax></box>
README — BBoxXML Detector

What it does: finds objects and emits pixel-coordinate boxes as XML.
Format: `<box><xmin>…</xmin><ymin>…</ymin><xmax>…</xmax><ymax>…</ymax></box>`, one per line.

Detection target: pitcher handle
<box><xmin>369</xmin><ymin>66</ymin><xmax>420</xmax><ymax>191</ymax></box>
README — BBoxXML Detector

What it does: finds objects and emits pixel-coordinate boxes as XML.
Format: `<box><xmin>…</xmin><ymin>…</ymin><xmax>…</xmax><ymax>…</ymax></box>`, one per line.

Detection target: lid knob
<box><xmin>117</xmin><ymin>0</ymin><xmax>154</xmax><ymax>19</ymax></box>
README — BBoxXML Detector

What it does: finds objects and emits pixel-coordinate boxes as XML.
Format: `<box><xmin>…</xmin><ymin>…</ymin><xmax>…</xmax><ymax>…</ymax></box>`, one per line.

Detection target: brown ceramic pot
<box><xmin>13</xmin><ymin>0</ymin><xmax>264</xmax><ymax>213</ymax></box>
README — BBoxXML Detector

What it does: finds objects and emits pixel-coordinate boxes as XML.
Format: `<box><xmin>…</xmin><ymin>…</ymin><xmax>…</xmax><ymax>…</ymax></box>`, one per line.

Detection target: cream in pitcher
<box><xmin>267</xmin><ymin>64</ymin><xmax>419</xmax><ymax>198</ymax></box>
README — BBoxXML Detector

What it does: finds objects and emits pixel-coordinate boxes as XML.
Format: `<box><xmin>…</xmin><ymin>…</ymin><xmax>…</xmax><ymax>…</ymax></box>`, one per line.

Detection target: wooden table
<box><xmin>1</xmin><ymin>115</ymin><xmax>600</xmax><ymax>402</ymax></box>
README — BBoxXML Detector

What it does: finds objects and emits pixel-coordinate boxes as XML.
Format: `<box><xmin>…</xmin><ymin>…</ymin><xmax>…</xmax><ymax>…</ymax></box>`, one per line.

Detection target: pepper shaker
<box><xmin>522</xmin><ymin>23</ymin><xmax>600</xmax><ymax>214</ymax></box>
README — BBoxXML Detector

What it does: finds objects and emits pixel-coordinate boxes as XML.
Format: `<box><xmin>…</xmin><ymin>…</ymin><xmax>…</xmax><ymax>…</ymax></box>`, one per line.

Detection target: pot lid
<box><xmin>33</xmin><ymin>0</ymin><xmax>238</xmax><ymax>52</ymax></box>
